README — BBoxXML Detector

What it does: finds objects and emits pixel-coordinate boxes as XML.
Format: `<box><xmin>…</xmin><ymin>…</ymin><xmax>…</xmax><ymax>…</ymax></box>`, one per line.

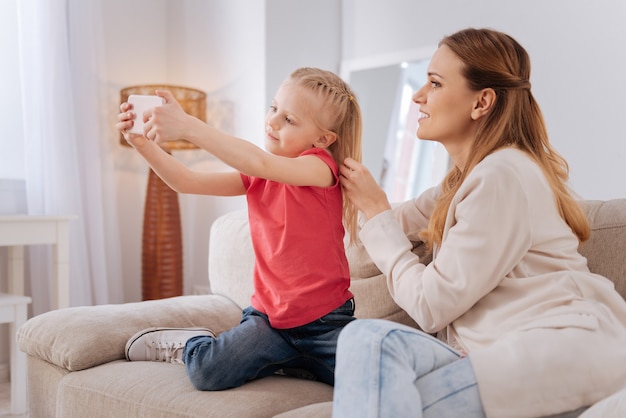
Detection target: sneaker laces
<box><xmin>147</xmin><ymin>341</ymin><xmax>186</xmax><ymax>364</ymax></box>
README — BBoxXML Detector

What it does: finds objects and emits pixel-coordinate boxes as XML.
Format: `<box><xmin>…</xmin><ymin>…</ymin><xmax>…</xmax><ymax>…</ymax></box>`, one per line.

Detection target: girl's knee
<box><xmin>186</xmin><ymin>362</ymin><xmax>231</xmax><ymax>391</ymax></box>
<box><xmin>188</xmin><ymin>373</ymin><xmax>222</xmax><ymax>391</ymax></box>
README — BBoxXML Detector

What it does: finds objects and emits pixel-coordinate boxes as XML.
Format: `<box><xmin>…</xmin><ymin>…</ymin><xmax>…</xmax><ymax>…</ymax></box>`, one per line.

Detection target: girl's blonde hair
<box><xmin>289</xmin><ymin>67</ymin><xmax>363</xmax><ymax>243</ymax></box>
<box><xmin>422</xmin><ymin>28</ymin><xmax>590</xmax><ymax>250</ymax></box>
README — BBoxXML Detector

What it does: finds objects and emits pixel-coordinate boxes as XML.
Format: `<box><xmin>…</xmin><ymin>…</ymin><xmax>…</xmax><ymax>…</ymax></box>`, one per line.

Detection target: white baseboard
<box><xmin>0</xmin><ymin>362</ymin><xmax>8</xmax><ymax>383</ymax></box>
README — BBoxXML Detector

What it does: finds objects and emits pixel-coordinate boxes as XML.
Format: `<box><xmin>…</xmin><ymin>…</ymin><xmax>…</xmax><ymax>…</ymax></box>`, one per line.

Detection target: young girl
<box><xmin>116</xmin><ymin>67</ymin><xmax>362</xmax><ymax>390</ymax></box>
<box><xmin>334</xmin><ymin>28</ymin><xmax>626</xmax><ymax>417</ymax></box>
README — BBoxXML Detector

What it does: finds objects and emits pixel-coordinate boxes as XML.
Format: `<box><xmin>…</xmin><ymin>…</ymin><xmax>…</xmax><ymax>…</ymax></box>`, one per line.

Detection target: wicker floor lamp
<box><xmin>120</xmin><ymin>85</ymin><xmax>207</xmax><ymax>300</ymax></box>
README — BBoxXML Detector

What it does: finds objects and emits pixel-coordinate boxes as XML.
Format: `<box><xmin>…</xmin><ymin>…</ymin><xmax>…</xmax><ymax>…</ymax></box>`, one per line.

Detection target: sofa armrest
<box><xmin>17</xmin><ymin>294</ymin><xmax>242</xmax><ymax>372</ymax></box>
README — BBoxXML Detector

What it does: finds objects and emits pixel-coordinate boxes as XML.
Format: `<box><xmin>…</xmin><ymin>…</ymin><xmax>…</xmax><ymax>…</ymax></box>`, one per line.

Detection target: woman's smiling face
<box><xmin>412</xmin><ymin>45</ymin><xmax>481</xmax><ymax>164</ymax></box>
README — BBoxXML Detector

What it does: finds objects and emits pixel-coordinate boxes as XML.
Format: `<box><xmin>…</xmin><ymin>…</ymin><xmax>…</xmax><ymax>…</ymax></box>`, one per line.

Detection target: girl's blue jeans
<box><xmin>332</xmin><ymin>319</ymin><xmax>485</xmax><ymax>418</ymax></box>
<box><xmin>183</xmin><ymin>298</ymin><xmax>355</xmax><ymax>390</ymax></box>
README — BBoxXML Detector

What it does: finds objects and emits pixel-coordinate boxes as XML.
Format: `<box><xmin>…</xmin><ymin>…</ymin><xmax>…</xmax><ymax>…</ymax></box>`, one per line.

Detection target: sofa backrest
<box><xmin>207</xmin><ymin>199</ymin><xmax>626</xmax><ymax>326</ymax></box>
<box><xmin>578</xmin><ymin>199</ymin><xmax>626</xmax><ymax>300</ymax></box>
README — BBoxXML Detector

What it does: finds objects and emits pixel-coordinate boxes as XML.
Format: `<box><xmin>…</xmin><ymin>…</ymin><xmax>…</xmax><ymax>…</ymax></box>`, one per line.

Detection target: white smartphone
<box><xmin>127</xmin><ymin>94</ymin><xmax>165</xmax><ymax>135</ymax></box>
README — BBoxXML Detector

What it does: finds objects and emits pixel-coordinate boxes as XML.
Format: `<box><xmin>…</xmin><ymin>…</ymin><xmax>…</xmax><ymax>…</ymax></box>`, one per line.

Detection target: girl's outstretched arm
<box><xmin>117</xmin><ymin>102</ymin><xmax>245</xmax><ymax>196</ymax></box>
<box><xmin>145</xmin><ymin>91</ymin><xmax>335</xmax><ymax>188</ymax></box>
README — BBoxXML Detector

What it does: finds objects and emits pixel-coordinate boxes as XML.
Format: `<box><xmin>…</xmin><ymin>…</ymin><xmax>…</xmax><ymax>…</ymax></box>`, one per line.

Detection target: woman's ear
<box><xmin>471</xmin><ymin>88</ymin><xmax>496</xmax><ymax>120</ymax></box>
<box><xmin>314</xmin><ymin>131</ymin><xmax>338</xmax><ymax>149</ymax></box>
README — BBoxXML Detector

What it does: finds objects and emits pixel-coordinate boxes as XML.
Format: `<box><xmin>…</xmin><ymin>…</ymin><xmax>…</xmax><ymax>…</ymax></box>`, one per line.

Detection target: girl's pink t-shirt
<box><xmin>240</xmin><ymin>147</ymin><xmax>353</xmax><ymax>329</ymax></box>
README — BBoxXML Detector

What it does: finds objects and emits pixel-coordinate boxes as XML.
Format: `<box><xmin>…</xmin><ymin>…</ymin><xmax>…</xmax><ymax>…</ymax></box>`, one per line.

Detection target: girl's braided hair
<box><xmin>289</xmin><ymin>67</ymin><xmax>363</xmax><ymax>244</ymax></box>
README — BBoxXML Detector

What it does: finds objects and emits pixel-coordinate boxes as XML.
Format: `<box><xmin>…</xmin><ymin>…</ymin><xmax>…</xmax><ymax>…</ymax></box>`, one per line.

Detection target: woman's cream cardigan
<box><xmin>360</xmin><ymin>147</ymin><xmax>626</xmax><ymax>417</ymax></box>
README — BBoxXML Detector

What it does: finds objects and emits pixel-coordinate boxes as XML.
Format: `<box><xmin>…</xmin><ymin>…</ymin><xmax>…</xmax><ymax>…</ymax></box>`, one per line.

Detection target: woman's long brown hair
<box><xmin>422</xmin><ymin>28</ymin><xmax>589</xmax><ymax>250</ymax></box>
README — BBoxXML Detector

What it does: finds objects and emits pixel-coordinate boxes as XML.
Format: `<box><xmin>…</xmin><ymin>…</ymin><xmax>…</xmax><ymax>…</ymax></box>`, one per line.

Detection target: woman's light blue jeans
<box><xmin>332</xmin><ymin>319</ymin><xmax>485</xmax><ymax>418</ymax></box>
<box><xmin>182</xmin><ymin>298</ymin><xmax>355</xmax><ymax>390</ymax></box>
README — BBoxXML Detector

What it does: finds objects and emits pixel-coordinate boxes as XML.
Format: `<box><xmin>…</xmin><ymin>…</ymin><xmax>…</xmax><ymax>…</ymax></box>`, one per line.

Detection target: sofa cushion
<box><xmin>208</xmin><ymin>210</ymin><xmax>255</xmax><ymax>309</ymax></box>
<box><xmin>274</xmin><ymin>401</ymin><xmax>333</xmax><ymax>418</ymax></box>
<box><xmin>17</xmin><ymin>294</ymin><xmax>242</xmax><ymax>371</ymax></box>
<box><xmin>56</xmin><ymin>360</ymin><xmax>332</xmax><ymax>418</ymax></box>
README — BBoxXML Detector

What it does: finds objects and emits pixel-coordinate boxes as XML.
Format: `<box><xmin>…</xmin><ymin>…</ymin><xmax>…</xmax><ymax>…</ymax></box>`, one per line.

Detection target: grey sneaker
<box><xmin>125</xmin><ymin>327</ymin><xmax>216</xmax><ymax>364</ymax></box>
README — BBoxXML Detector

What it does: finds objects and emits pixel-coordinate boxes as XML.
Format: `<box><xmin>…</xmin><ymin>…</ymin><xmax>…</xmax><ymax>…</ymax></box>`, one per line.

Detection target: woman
<box><xmin>334</xmin><ymin>28</ymin><xmax>626</xmax><ymax>418</ymax></box>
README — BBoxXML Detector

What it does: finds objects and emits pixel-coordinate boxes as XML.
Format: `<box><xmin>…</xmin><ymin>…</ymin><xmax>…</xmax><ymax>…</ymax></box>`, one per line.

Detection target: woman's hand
<box><xmin>116</xmin><ymin>102</ymin><xmax>147</xmax><ymax>148</ymax></box>
<box><xmin>340</xmin><ymin>157</ymin><xmax>392</xmax><ymax>220</ymax></box>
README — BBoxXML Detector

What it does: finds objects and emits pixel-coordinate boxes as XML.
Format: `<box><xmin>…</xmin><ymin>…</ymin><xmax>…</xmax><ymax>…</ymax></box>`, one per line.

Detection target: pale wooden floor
<box><xmin>0</xmin><ymin>381</ymin><xmax>28</xmax><ymax>418</ymax></box>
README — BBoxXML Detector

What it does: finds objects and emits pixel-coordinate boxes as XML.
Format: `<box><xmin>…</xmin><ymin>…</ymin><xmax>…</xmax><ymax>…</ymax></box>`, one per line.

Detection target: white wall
<box><xmin>342</xmin><ymin>0</ymin><xmax>626</xmax><ymax>200</ymax></box>
<box><xmin>265</xmin><ymin>0</ymin><xmax>342</xmax><ymax>105</ymax></box>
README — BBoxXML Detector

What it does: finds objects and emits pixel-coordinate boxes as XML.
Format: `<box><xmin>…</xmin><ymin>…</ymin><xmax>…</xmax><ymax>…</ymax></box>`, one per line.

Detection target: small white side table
<box><xmin>0</xmin><ymin>215</ymin><xmax>74</xmax><ymax>414</ymax></box>
<box><xmin>0</xmin><ymin>215</ymin><xmax>74</xmax><ymax>309</ymax></box>
<box><xmin>0</xmin><ymin>293</ymin><xmax>31</xmax><ymax>415</ymax></box>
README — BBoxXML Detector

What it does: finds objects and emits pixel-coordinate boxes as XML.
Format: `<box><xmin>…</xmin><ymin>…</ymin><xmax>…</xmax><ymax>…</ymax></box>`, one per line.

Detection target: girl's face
<box><xmin>412</xmin><ymin>45</ymin><xmax>480</xmax><ymax>165</ymax></box>
<box><xmin>264</xmin><ymin>81</ymin><xmax>328</xmax><ymax>158</ymax></box>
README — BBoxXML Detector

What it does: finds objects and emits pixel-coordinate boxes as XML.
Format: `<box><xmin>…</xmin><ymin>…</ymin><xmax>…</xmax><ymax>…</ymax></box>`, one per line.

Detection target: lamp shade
<box><xmin>119</xmin><ymin>84</ymin><xmax>207</xmax><ymax>151</ymax></box>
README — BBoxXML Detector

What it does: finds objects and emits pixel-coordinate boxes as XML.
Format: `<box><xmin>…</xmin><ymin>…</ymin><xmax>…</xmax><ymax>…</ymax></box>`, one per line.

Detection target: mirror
<box><xmin>341</xmin><ymin>47</ymin><xmax>450</xmax><ymax>201</ymax></box>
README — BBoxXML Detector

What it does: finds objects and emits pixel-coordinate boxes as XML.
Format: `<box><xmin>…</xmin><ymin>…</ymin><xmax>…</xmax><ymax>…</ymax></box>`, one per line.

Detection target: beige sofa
<box><xmin>17</xmin><ymin>199</ymin><xmax>626</xmax><ymax>417</ymax></box>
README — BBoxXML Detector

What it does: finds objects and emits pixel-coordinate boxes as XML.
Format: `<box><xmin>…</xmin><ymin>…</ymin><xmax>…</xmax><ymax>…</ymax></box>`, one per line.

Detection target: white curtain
<box><xmin>17</xmin><ymin>0</ymin><xmax>123</xmax><ymax>313</ymax></box>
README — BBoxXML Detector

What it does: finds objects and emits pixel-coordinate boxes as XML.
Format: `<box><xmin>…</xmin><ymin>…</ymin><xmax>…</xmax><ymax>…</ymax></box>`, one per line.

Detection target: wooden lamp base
<box><xmin>141</xmin><ymin>163</ymin><xmax>183</xmax><ymax>300</ymax></box>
